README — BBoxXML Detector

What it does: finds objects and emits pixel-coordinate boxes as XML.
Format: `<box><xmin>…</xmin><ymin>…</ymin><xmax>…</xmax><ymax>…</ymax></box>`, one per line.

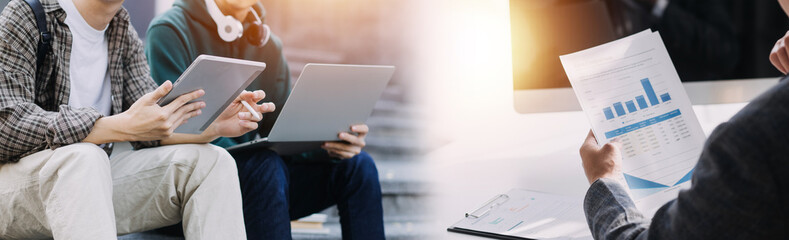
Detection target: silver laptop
<box><xmin>226</xmin><ymin>63</ymin><xmax>395</xmax><ymax>155</ymax></box>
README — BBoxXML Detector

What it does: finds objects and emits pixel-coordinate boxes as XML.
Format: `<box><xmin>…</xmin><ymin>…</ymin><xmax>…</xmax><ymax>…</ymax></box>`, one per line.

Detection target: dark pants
<box><xmin>232</xmin><ymin>149</ymin><xmax>385</xmax><ymax>240</ymax></box>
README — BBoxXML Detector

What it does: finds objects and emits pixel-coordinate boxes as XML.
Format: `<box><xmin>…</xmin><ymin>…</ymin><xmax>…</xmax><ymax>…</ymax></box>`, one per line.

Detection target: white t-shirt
<box><xmin>58</xmin><ymin>0</ymin><xmax>112</xmax><ymax>116</ymax></box>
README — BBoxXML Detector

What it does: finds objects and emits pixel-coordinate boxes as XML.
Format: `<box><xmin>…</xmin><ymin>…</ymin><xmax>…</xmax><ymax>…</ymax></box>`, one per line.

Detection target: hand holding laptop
<box><xmin>323</xmin><ymin>124</ymin><xmax>368</xmax><ymax>159</ymax></box>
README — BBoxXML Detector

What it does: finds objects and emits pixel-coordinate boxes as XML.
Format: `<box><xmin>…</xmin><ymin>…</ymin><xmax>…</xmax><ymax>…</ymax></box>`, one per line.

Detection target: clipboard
<box><xmin>446</xmin><ymin>189</ymin><xmax>592</xmax><ymax>240</ymax></box>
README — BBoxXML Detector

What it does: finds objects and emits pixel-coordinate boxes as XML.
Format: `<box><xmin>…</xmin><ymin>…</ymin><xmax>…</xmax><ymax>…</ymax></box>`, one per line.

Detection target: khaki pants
<box><xmin>0</xmin><ymin>143</ymin><xmax>246</xmax><ymax>240</ymax></box>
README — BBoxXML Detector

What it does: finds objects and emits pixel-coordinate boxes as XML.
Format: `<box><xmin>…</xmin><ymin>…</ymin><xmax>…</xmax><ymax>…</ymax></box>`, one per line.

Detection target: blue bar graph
<box><xmin>660</xmin><ymin>93</ymin><xmax>671</xmax><ymax>102</ymax></box>
<box><xmin>605</xmin><ymin>109</ymin><xmax>681</xmax><ymax>139</ymax></box>
<box><xmin>600</xmin><ymin>78</ymin><xmax>673</xmax><ymax>120</ymax></box>
<box><xmin>603</xmin><ymin>107</ymin><xmax>614</xmax><ymax>120</ymax></box>
<box><xmin>625</xmin><ymin>101</ymin><xmax>637</xmax><ymax>113</ymax></box>
<box><xmin>613</xmin><ymin>102</ymin><xmax>626</xmax><ymax>116</ymax></box>
<box><xmin>636</xmin><ymin>95</ymin><xmax>648</xmax><ymax>109</ymax></box>
<box><xmin>641</xmin><ymin>78</ymin><xmax>660</xmax><ymax>106</ymax></box>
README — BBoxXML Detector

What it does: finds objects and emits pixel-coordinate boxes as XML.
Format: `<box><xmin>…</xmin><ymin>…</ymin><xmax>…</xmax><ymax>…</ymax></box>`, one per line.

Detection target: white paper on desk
<box><xmin>559</xmin><ymin>30</ymin><xmax>706</xmax><ymax>216</ymax></box>
<box><xmin>450</xmin><ymin>189</ymin><xmax>591</xmax><ymax>239</ymax></box>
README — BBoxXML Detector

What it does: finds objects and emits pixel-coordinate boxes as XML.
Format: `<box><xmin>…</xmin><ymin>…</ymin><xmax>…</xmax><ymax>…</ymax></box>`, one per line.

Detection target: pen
<box><xmin>240</xmin><ymin>100</ymin><xmax>261</xmax><ymax>121</ymax></box>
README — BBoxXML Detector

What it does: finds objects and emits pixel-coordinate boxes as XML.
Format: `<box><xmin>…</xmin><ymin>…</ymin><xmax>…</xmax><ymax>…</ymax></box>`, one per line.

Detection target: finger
<box><xmin>142</xmin><ymin>81</ymin><xmax>173</xmax><ymax>104</ymax></box>
<box><xmin>323</xmin><ymin>141</ymin><xmax>360</xmax><ymax>154</ymax></box>
<box><xmin>171</xmin><ymin>101</ymin><xmax>206</xmax><ymax>121</ymax></box>
<box><xmin>610</xmin><ymin>141</ymin><xmax>623</xmax><ymax>150</ymax></box>
<box><xmin>322</xmin><ymin>145</ymin><xmax>356</xmax><ymax>159</ymax></box>
<box><xmin>350</xmin><ymin>124</ymin><xmax>369</xmax><ymax>137</ymax></box>
<box><xmin>601</xmin><ymin>142</ymin><xmax>620</xmax><ymax>153</ymax></box>
<box><xmin>239</xmin><ymin>120</ymin><xmax>259</xmax><ymax>131</ymax></box>
<box><xmin>770</xmin><ymin>52</ymin><xmax>786</xmax><ymax>74</ymax></box>
<box><xmin>776</xmin><ymin>43</ymin><xmax>789</xmax><ymax>75</ymax></box>
<box><xmin>256</xmin><ymin>102</ymin><xmax>276</xmax><ymax>113</ymax></box>
<box><xmin>336</xmin><ymin>151</ymin><xmax>355</xmax><ymax>159</ymax></box>
<box><xmin>582</xmin><ymin>130</ymin><xmax>598</xmax><ymax>147</ymax></box>
<box><xmin>172</xmin><ymin>108</ymin><xmax>202</xmax><ymax>130</ymax></box>
<box><xmin>338</xmin><ymin>132</ymin><xmax>365</xmax><ymax>147</ymax></box>
<box><xmin>771</xmin><ymin>38</ymin><xmax>787</xmax><ymax>73</ymax></box>
<box><xmin>164</xmin><ymin>89</ymin><xmax>205</xmax><ymax>113</ymax></box>
<box><xmin>238</xmin><ymin>90</ymin><xmax>266</xmax><ymax>103</ymax></box>
<box><xmin>237</xmin><ymin>112</ymin><xmax>261</xmax><ymax>121</ymax></box>
<box><xmin>252</xmin><ymin>90</ymin><xmax>266</xmax><ymax>102</ymax></box>
<box><xmin>783</xmin><ymin>38</ymin><xmax>789</xmax><ymax>74</ymax></box>
<box><xmin>324</xmin><ymin>149</ymin><xmax>344</xmax><ymax>159</ymax></box>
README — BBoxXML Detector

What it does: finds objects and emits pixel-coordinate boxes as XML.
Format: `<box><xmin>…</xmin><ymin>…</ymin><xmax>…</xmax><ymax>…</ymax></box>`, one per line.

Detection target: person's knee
<box><xmin>45</xmin><ymin>143</ymin><xmax>111</xmax><ymax>175</ymax></box>
<box><xmin>346</xmin><ymin>151</ymin><xmax>379</xmax><ymax>182</ymax></box>
<box><xmin>169</xmin><ymin>144</ymin><xmax>239</xmax><ymax>181</ymax></box>
<box><xmin>53</xmin><ymin>142</ymin><xmax>108</xmax><ymax>160</ymax></box>
<box><xmin>171</xmin><ymin>144</ymin><xmax>235</xmax><ymax>167</ymax></box>
<box><xmin>235</xmin><ymin>150</ymin><xmax>287</xmax><ymax>189</ymax></box>
<box><xmin>237</xmin><ymin>150</ymin><xmax>285</xmax><ymax>174</ymax></box>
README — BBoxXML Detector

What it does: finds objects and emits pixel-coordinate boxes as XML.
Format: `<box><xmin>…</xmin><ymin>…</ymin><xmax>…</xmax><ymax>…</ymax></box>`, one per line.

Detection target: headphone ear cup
<box><xmin>217</xmin><ymin>15</ymin><xmax>243</xmax><ymax>42</ymax></box>
<box><xmin>245</xmin><ymin>23</ymin><xmax>271</xmax><ymax>47</ymax></box>
<box><xmin>244</xmin><ymin>22</ymin><xmax>264</xmax><ymax>46</ymax></box>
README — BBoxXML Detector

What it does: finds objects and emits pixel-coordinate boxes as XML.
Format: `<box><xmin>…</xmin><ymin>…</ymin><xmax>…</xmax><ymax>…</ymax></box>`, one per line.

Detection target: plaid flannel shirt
<box><xmin>0</xmin><ymin>0</ymin><xmax>160</xmax><ymax>163</ymax></box>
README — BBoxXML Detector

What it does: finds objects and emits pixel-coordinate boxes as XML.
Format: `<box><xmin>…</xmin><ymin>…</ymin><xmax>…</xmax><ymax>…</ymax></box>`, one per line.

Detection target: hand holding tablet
<box><xmin>157</xmin><ymin>55</ymin><xmax>269</xmax><ymax>134</ymax></box>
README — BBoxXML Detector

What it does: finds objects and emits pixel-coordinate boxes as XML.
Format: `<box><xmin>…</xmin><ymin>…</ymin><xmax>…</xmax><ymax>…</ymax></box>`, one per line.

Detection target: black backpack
<box><xmin>1</xmin><ymin>0</ymin><xmax>52</xmax><ymax>69</ymax></box>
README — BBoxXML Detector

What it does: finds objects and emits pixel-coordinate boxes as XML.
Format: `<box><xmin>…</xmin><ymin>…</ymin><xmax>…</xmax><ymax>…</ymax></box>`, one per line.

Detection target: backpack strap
<box><xmin>22</xmin><ymin>0</ymin><xmax>51</xmax><ymax>69</ymax></box>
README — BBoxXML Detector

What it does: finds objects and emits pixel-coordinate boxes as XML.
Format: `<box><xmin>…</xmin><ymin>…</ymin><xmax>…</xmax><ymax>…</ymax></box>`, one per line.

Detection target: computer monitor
<box><xmin>510</xmin><ymin>0</ymin><xmax>779</xmax><ymax>113</ymax></box>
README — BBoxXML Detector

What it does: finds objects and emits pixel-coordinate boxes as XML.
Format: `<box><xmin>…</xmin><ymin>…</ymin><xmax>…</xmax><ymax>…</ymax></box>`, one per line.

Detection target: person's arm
<box><xmin>0</xmin><ymin>1</ymin><xmax>103</xmax><ymax>162</ymax></box>
<box><xmin>122</xmin><ymin>23</ymin><xmax>174</xmax><ymax>149</ymax></box>
<box><xmin>579</xmin><ymin>77</ymin><xmax>789</xmax><ymax>239</ymax></box>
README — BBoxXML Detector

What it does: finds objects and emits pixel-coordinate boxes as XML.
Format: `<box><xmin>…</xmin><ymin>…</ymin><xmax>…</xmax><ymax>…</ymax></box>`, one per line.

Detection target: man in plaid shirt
<box><xmin>0</xmin><ymin>0</ymin><xmax>275</xmax><ymax>239</ymax></box>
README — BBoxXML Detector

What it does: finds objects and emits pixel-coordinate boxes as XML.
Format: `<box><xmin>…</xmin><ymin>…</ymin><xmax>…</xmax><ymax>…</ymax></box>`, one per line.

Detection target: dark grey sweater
<box><xmin>584</xmin><ymin>76</ymin><xmax>789</xmax><ymax>239</ymax></box>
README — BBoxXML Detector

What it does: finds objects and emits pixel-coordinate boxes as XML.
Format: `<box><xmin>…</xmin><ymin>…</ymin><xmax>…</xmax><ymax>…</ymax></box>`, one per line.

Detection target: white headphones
<box><xmin>205</xmin><ymin>0</ymin><xmax>271</xmax><ymax>46</ymax></box>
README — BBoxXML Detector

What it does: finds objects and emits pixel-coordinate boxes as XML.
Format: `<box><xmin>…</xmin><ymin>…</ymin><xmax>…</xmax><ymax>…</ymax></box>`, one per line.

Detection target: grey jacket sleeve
<box><xmin>583</xmin><ymin>77</ymin><xmax>789</xmax><ymax>239</ymax></box>
<box><xmin>584</xmin><ymin>178</ymin><xmax>649</xmax><ymax>239</ymax></box>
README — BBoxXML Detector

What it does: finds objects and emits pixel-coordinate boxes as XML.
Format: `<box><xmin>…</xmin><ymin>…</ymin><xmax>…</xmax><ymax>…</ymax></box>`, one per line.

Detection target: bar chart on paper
<box><xmin>560</xmin><ymin>31</ymin><xmax>707</xmax><ymax>213</ymax></box>
<box><xmin>593</xmin><ymin>77</ymin><xmax>697</xmax><ymax>199</ymax></box>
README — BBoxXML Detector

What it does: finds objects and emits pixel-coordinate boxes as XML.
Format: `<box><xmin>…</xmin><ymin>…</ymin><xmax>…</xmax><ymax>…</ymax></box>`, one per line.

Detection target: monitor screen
<box><xmin>510</xmin><ymin>0</ymin><xmax>617</xmax><ymax>90</ymax></box>
<box><xmin>510</xmin><ymin>0</ymin><xmax>784</xmax><ymax>114</ymax></box>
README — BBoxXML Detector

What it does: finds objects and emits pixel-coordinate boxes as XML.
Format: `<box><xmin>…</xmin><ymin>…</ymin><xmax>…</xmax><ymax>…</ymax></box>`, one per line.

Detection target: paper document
<box><xmin>559</xmin><ymin>30</ymin><xmax>706</xmax><ymax>216</ymax></box>
<box><xmin>448</xmin><ymin>189</ymin><xmax>591</xmax><ymax>240</ymax></box>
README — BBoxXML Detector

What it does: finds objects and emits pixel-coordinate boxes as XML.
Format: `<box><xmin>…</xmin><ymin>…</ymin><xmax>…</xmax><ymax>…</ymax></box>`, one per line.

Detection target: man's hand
<box><xmin>84</xmin><ymin>81</ymin><xmax>206</xmax><ymax>144</ymax></box>
<box><xmin>322</xmin><ymin>124</ymin><xmax>368</xmax><ymax>159</ymax></box>
<box><xmin>770</xmin><ymin>30</ymin><xmax>789</xmax><ymax>74</ymax></box>
<box><xmin>203</xmin><ymin>90</ymin><xmax>275</xmax><ymax>139</ymax></box>
<box><xmin>579</xmin><ymin>130</ymin><xmax>623</xmax><ymax>184</ymax></box>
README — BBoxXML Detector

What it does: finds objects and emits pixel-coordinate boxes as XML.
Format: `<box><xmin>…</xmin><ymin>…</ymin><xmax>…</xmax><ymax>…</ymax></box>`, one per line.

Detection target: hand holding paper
<box><xmin>560</xmin><ymin>30</ymin><xmax>706</xmax><ymax>217</ymax></box>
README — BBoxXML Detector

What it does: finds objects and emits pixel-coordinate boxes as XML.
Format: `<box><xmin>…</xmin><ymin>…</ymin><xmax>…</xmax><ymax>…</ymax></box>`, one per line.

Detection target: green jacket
<box><xmin>145</xmin><ymin>0</ymin><xmax>290</xmax><ymax>148</ymax></box>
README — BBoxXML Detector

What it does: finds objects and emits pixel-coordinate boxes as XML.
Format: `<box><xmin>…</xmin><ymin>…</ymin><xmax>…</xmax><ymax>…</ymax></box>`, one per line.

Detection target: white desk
<box><xmin>422</xmin><ymin>103</ymin><xmax>748</xmax><ymax>239</ymax></box>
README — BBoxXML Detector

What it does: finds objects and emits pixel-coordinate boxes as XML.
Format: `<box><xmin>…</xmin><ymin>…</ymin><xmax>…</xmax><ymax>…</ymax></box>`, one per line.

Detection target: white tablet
<box><xmin>157</xmin><ymin>55</ymin><xmax>266</xmax><ymax>134</ymax></box>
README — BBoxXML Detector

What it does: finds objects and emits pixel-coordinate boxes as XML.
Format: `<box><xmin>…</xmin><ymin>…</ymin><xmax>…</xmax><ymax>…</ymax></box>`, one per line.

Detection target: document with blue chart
<box><xmin>560</xmin><ymin>30</ymin><xmax>706</xmax><ymax>216</ymax></box>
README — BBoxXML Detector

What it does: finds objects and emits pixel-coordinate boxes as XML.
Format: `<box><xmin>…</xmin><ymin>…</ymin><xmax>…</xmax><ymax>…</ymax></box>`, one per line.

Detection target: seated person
<box><xmin>0</xmin><ymin>0</ymin><xmax>274</xmax><ymax>238</ymax></box>
<box><xmin>579</xmin><ymin>1</ymin><xmax>789</xmax><ymax>238</ymax></box>
<box><xmin>145</xmin><ymin>0</ymin><xmax>384</xmax><ymax>239</ymax></box>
